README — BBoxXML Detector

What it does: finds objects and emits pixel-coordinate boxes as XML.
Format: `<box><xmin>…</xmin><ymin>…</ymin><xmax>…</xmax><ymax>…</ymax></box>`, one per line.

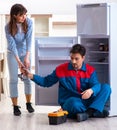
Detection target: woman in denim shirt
<box><xmin>5</xmin><ymin>4</ymin><xmax>34</xmax><ymax>116</ymax></box>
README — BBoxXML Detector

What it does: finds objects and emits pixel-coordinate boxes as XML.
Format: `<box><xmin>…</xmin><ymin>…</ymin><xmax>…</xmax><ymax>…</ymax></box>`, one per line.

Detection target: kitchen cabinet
<box><xmin>31</xmin><ymin>14</ymin><xmax>52</xmax><ymax>37</ymax></box>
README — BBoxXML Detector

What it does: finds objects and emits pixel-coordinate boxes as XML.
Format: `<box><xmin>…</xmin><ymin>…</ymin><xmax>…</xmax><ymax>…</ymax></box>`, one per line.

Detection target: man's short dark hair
<box><xmin>70</xmin><ymin>44</ymin><xmax>86</xmax><ymax>57</ymax></box>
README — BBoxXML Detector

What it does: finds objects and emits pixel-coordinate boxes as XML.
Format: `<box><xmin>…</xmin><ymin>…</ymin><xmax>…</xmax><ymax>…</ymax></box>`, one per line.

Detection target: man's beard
<box><xmin>72</xmin><ymin>64</ymin><xmax>78</xmax><ymax>69</ymax></box>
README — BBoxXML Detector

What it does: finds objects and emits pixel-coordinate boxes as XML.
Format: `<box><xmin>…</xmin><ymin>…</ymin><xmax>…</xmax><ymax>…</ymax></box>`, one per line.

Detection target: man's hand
<box><xmin>81</xmin><ymin>89</ymin><xmax>93</xmax><ymax>99</ymax></box>
<box><xmin>21</xmin><ymin>67</ymin><xmax>33</xmax><ymax>79</ymax></box>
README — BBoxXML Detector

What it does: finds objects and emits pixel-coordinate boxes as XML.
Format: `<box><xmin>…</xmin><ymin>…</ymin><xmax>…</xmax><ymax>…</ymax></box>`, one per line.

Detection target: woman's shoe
<box><xmin>26</xmin><ymin>102</ymin><xmax>34</xmax><ymax>113</ymax></box>
<box><xmin>13</xmin><ymin>106</ymin><xmax>21</xmax><ymax>116</ymax></box>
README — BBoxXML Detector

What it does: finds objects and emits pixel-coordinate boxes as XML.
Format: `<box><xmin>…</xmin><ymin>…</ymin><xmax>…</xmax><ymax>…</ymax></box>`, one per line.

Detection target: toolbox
<box><xmin>48</xmin><ymin>110</ymin><xmax>68</xmax><ymax>125</ymax></box>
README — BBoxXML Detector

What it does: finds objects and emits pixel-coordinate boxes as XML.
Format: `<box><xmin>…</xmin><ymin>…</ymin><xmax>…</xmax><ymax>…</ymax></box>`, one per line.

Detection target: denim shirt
<box><xmin>5</xmin><ymin>17</ymin><xmax>33</xmax><ymax>57</ymax></box>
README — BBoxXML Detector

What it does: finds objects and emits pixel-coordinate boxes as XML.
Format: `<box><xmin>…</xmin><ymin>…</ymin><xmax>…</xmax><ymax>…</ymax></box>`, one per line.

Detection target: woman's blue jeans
<box><xmin>7</xmin><ymin>51</ymin><xmax>32</xmax><ymax>97</ymax></box>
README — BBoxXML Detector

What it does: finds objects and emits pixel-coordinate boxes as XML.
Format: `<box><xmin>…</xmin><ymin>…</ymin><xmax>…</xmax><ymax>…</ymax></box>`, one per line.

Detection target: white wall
<box><xmin>0</xmin><ymin>0</ymin><xmax>117</xmax><ymax>15</ymax></box>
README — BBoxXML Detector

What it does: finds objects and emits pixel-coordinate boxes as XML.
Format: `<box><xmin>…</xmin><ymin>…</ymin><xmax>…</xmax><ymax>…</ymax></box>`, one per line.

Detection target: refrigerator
<box><xmin>35</xmin><ymin>37</ymin><xmax>77</xmax><ymax>105</ymax></box>
<box><xmin>77</xmin><ymin>3</ymin><xmax>117</xmax><ymax>116</ymax></box>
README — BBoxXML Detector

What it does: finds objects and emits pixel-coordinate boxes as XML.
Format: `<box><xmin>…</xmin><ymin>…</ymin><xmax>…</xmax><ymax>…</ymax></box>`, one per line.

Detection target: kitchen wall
<box><xmin>0</xmin><ymin>0</ymin><xmax>117</xmax><ymax>15</ymax></box>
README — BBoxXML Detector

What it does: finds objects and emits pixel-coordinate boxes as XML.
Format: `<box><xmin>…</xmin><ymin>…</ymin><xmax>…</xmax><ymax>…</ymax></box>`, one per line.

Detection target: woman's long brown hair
<box><xmin>8</xmin><ymin>4</ymin><xmax>28</xmax><ymax>36</ymax></box>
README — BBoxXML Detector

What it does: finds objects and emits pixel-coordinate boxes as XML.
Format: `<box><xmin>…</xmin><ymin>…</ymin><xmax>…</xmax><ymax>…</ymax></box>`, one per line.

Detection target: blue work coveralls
<box><xmin>32</xmin><ymin>62</ymin><xmax>111</xmax><ymax>117</ymax></box>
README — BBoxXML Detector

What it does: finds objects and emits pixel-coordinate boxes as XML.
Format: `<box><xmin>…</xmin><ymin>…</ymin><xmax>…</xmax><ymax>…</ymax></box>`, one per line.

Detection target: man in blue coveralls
<box><xmin>22</xmin><ymin>44</ymin><xmax>111</xmax><ymax>122</ymax></box>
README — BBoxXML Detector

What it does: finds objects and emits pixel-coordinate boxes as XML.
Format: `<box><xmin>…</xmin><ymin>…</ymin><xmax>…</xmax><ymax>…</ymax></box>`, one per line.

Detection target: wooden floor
<box><xmin>0</xmin><ymin>82</ymin><xmax>117</xmax><ymax>130</ymax></box>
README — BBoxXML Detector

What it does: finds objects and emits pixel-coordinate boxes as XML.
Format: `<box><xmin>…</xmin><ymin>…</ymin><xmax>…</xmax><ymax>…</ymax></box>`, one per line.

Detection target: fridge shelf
<box><xmin>38</xmin><ymin>43</ymin><xmax>73</xmax><ymax>48</ymax></box>
<box><xmin>38</xmin><ymin>56</ymin><xmax>70</xmax><ymax>60</ymax></box>
<box><xmin>89</xmin><ymin>51</ymin><xmax>109</xmax><ymax>53</ymax></box>
<box><xmin>89</xmin><ymin>62</ymin><xmax>109</xmax><ymax>64</ymax></box>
